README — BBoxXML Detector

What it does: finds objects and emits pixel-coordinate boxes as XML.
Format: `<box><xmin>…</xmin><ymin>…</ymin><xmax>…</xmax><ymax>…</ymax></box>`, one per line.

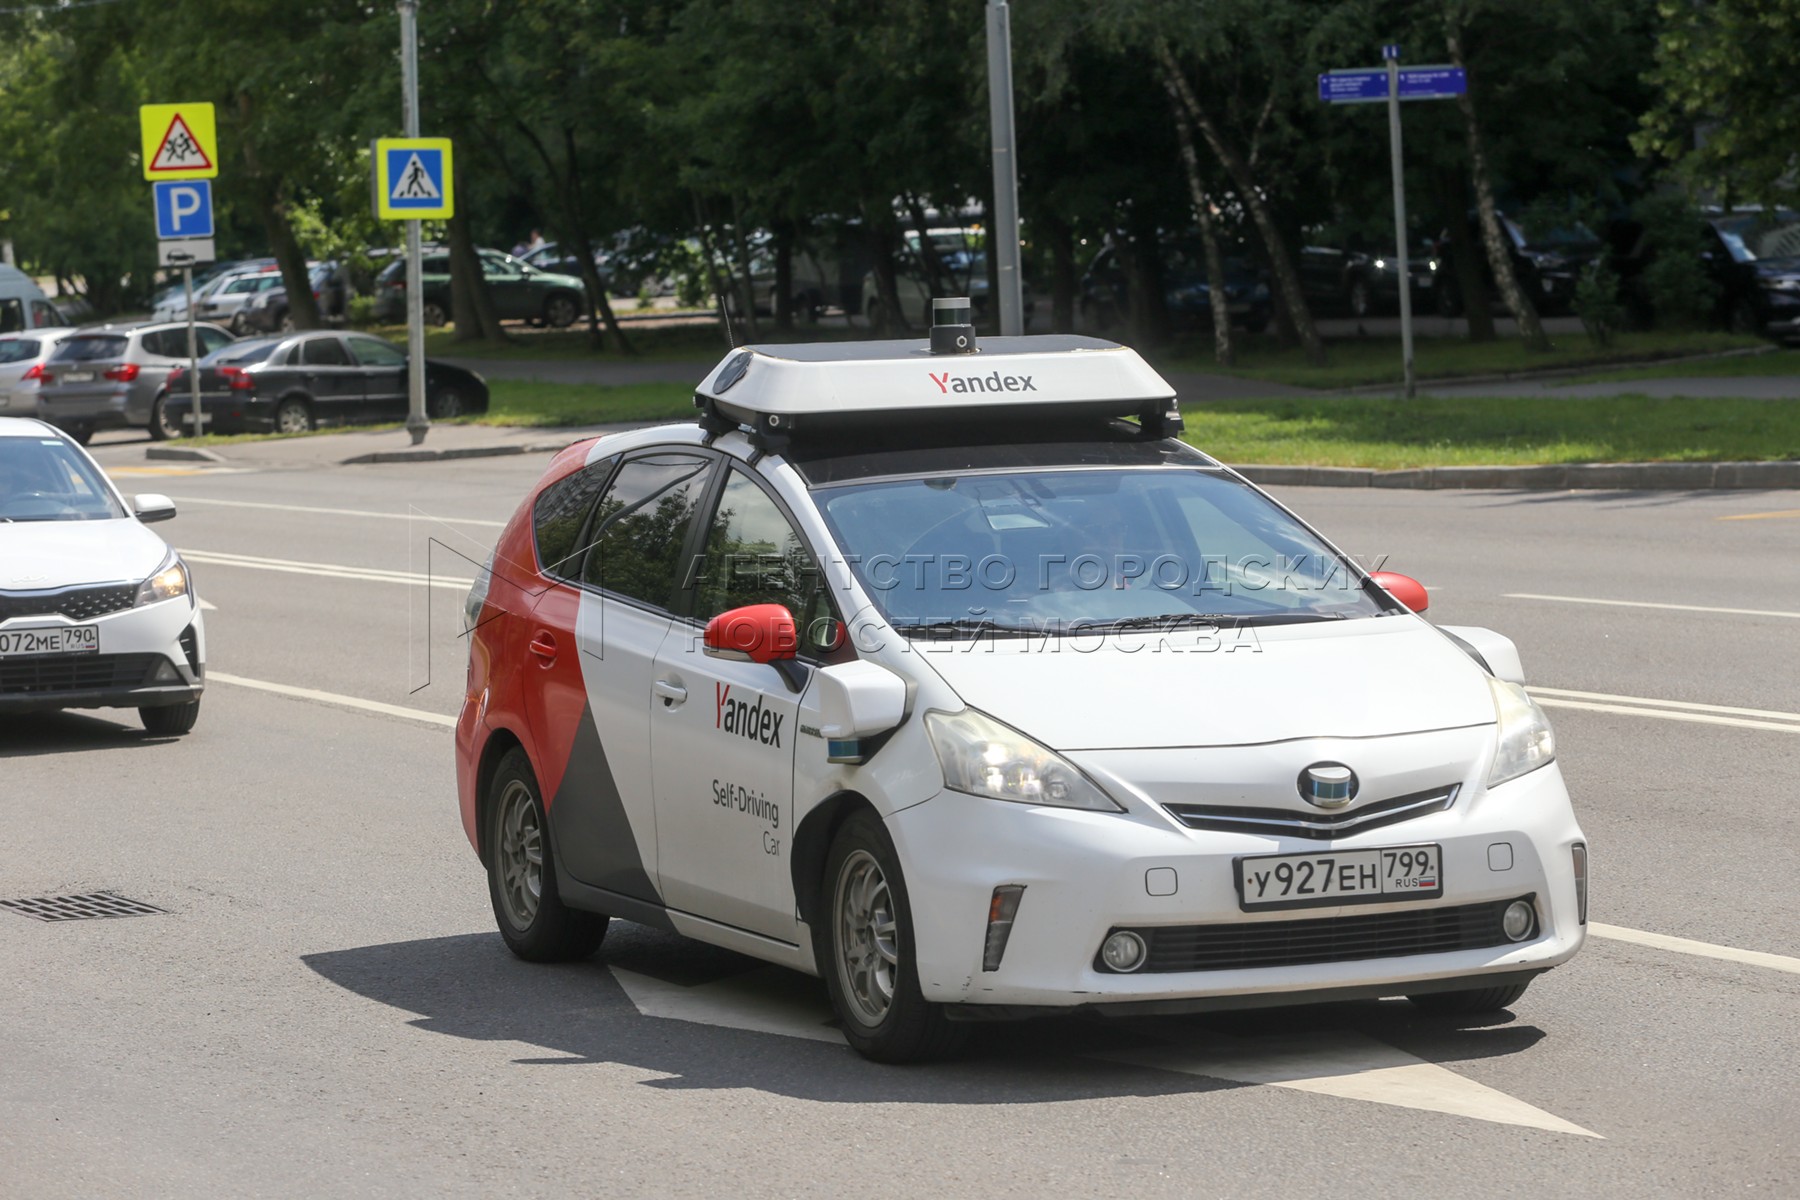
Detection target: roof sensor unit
<box><xmin>929</xmin><ymin>296</ymin><xmax>976</xmax><ymax>356</ymax></box>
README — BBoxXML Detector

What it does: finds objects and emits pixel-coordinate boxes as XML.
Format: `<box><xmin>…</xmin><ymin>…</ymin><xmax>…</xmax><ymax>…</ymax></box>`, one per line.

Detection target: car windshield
<box><xmin>51</xmin><ymin>335</ymin><xmax>128</xmax><ymax>362</ymax></box>
<box><xmin>0</xmin><ymin>338</ymin><xmax>42</xmax><ymax>364</ymax></box>
<box><xmin>1712</xmin><ymin>212</ymin><xmax>1800</xmax><ymax>263</ymax></box>
<box><xmin>813</xmin><ymin>467</ymin><xmax>1386</xmax><ymax>636</ymax></box>
<box><xmin>0</xmin><ymin>436</ymin><xmax>125</xmax><ymax>522</ymax></box>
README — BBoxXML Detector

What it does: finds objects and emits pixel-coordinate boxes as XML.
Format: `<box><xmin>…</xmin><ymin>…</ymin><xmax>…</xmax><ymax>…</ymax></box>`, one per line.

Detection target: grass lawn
<box><xmin>1555</xmin><ymin>348</ymin><xmax>1800</xmax><ymax>385</ymax></box>
<box><xmin>1164</xmin><ymin>330</ymin><xmax>1767</xmax><ymax>389</ymax></box>
<box><xmin>465</xmin><ymin>379</ymin><xmax>695</xmax><ymax>426</ymax></box>
<box><xmin>1182</xmin><ymin>393</ymin><xmax>1800</xmax><ymax>469</ymax></box>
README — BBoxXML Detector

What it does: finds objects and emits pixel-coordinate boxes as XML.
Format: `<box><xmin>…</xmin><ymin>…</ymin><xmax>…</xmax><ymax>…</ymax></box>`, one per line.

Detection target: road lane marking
<box><xmin>1533</xmin><ymin>698</ymin><xmax>1800</xmax><ymax>734</ymax></box>
<box><xmin>1717</xmin><ymin>509</ymin><xmax>1800</xmax><ymax>521</ymax></box>
<box><xmin>208</xmin><ymin>671</ymin><xmax>455</xmax><ymax>727</ymax></box>
<box><xmin>1529</xmin><ymin>686</ymin><xmax>1800</xmax><ymax>724</ymax></box>
<box><xmin>1591</xmin><ymin>923</ymin><xmax>1800</xmax><ymax>976</ymax></box>
<box><xmin>181</xmin><ymin>547</ymin><xmax>474</xmax><ymax>591</ymax></box>
<box><xmin>167</xmin><ymin>495</ymin><xmax>505</xmax><ymax>527</ymax></box>
<box><xmin>1505</xmin><ymin>592</ymin><xmax>1800</xmax><ymax>620</ymax></box>
<box><xmin>106</xmin><ymin>466</ymin><xmax>255</xmax><ymax>477</ymax></box>
<box><xmin>198</xmin><ymin>597</ymin><xmax>217</xmax><ymax>611</ymax></box>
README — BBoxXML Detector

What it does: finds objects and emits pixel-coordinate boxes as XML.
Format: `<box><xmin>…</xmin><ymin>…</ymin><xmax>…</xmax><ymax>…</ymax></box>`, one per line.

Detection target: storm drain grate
<box><xmin>0</xmin><ymin>892</ymin><xmax>166</xmax><ymax>922</ymax></box>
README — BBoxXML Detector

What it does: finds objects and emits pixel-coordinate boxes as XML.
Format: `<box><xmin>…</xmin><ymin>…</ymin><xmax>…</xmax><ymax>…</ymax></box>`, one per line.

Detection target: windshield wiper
<box><xmin>1095</xmin><ymin>611</ymin><xmax>1350</xmax><ymax>632</ymax></box>
<box><xmin>894</xmin><ymin>617</ymin><xmax>1034</xmax><ymax>639</ymax></box>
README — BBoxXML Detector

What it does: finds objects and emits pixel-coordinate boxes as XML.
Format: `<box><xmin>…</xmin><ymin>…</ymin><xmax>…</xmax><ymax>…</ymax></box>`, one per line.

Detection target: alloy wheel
<box><xmin>834</xmin><ymin>849</ymin><xmax>899</xmax><ymax>1027</ymax></box>
<box><xmin>496</xmin><ymin>779</ymin><xmax>544</xmax><ymax>930</ymax></box>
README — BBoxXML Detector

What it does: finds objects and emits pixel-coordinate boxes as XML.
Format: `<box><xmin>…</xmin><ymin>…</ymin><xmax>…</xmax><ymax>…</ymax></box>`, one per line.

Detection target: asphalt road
<box><xmin>4</xmin><ymin>450</ymin><xmax>1798</xmax><ymax>1197</ymax></box>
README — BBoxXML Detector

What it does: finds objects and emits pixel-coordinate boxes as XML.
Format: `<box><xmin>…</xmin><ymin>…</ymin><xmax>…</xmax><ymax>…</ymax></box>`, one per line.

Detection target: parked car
<box><xmin>373</xmin><ymin>249</ymin><xmax>586</xmax><ymax>328</ymax></box>
<box><xmin>1299</xmin><ymin>241</ymin><xmax>1439</xmax><ymax>317</ymax></box>
<box><xmin>0</xmin><ymin>264</ymin><xmax>68</xmax><ymax>333</ymax></box>
<box><xmin>150</xmin><ymin>259</ymin><xmax>276</xmax><ymax>321</ymax></box>
<box><xmin>1434</xmin><ymin>213</ymin><xmax>1602</xmax><ymax>317</ymax></box>
<box><xmin>34</xmin><ymin>322</ymin><xmax>234</xmax><ymax>442</ymax></box>
<box><xmin>0</xmin><ymin>417</ymin><xmax>204</xmax><ymax>734</ymax></box>
<box><xmin>861</xmin><ymin>228</ymin><xmax>992</xmax><ymax>330</ymax></box>
<box><xmin>151</xmin><ymin>330</ymin><xmax>488</xmax><ymax>438</ymax></box>
<box><xmin>1702</xmin><ymin>208</ymin><xmax>1800</xmax><ymax>341</ymax></box>
<box><xmin>195</xmin><ymin>268</ymin><xmax>286</xmax><ymax>332</ymax></box>
<box><xmin>0</xmin><ymin>328</ymin><xmax>77</xmax><ymax>420</ymax></box>
<box><xmin>238</xmin><ymin>261</ymin><xmax>352</xmax><ymax>334</ymax></box>
<box><xmin>1079</xmin><ymin>241</ymin><xmax>1271</xmax><ymax>334</ymax></box>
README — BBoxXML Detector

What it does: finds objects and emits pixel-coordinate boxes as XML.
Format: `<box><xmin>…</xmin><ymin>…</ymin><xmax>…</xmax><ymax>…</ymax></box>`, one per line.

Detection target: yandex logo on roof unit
<box><xmin>928</xmin><ymin>370</ymin><xmax>1037</xmax><ymax>395</ymax></box>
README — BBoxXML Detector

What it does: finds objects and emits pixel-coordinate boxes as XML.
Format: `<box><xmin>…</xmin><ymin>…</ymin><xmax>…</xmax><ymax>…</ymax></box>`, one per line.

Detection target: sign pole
<box><xmin>985</xmin><ymin>0</ymin><xmax>1024</xmax><ymax>337</ymax></box>
<box><xmin>399</xmin><ymin>0</ymin><xmax>429</xmax><ymax>445</ymax></box>
<box><xmin>184</xmin><ymin>264</ymin><xmax>204</xmax><ymax>437</ymax></box>
<box><xmin>1383</xmin><ymin>45</ymin><xmax>1415</xmax><ymax>399</ymax></box>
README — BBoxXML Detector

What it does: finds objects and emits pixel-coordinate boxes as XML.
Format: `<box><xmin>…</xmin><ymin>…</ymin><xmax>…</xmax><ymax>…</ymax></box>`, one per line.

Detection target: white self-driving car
<box><xmin>456</xmin><ymin>304</ymin><xmax>1586</xmax><ymax>1062</ymax></box>
<box><xmin>0</xmin><ymin>417</ymin><xmax>204</xmax><ymax>734</ymax></box>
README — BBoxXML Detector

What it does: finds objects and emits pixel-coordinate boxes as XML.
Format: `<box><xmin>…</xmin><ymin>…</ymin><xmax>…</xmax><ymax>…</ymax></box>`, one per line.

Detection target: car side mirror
<box><xmin>133</xmin><ymin>493</ymin><xmax>177</xmax><ymax>523</ymax></box>
<box><xmin>816</xmin><ymin>660</ymin><xmax>909</xmax><ymax>763</ymax></box>
<box><xmin>1437</xmin><ymin>625</ymin><xmax>1526</xmax><ymax>684</ymax></box>
<box><xmin>704</xmin><ymin>603</ymin><xmax>798</xmax><ymax>664</ymax></box>
<box><xmin>1369</xmin><ymin>570</ymin><xmax>1428</xmax><ymax>613</ymax></box>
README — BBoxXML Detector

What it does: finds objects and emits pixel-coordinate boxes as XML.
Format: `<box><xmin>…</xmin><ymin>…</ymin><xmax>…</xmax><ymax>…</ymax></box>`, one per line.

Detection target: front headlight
<box><xmin>136</xmin><ymin>552</ymin><xmax>190</xmax><ymax>607</ymax></box>
<box><xmin>463</xmin><ymin>549</ymin><xmax>495</xmax><ymax>632</ymax></box>
<box><xmin>1488</xmin><ymin>678</ymin><xmax>1555</xmax><ymax>787</ymax></box>
<box><xmin>924</xmin><ymin>708</ymin><xmax>1122</xmax><ymax>811</ymax></box>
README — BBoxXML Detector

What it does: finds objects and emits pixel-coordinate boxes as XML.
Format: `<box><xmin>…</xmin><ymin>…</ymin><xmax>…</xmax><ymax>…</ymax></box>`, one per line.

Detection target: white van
<box><xmin>0</xmin><ymin>265</ymin><xmax>68</xmax><ymax>335</ymax></box>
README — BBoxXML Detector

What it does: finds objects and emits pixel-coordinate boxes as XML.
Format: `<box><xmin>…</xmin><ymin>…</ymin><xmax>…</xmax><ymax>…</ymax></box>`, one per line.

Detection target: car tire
<box><xmin>544</xmin><ymin>294</ymin><xmax>581</xmax><ymax>329</ymax></box>
<box><xmin>1728</xmin><ymin>299</ymin><xmax>1761</xmax><ymax>336</ymax></box>
<box><xmin>148</xmin><ymin>394</ymin><xmax>183</xmax><ymax>441</ymax></box>
<box><xmin>1348</xmin><ymin>277</ymin><xmax>1372</xmax><ymax>318</ymax></box>
<box><xmin>278</xmin><ymin>311</ymin><xmax>294</xmax><ymax>333</ymax></box>
<box><xmin>140</xmin><ymin>700</ymin><xmax>200</xmax><ymax>737</ymax></box>
<box><xmin>428</xmin><ymin>386</ymin><xmax>464</xmax><ymax>419</ymax></box>
<box><xmin>229</xmin><ymin>312</ymin><xmax>247</xmax><ymax>335</ymax></box>
<box><xmin>273</xmin><ymin>397</ymin><xmax>312</xmax><ymax>435</ymax></box>
<box><xmin>423</xmin><ymin>301</ymin><xmax>449</xmax><ymax>327</ymax></box>
<box><xmin>63</xmin><ymin>422</ymin><xmax>95</xmax><ymax>446</ymax></box>
<box><xmin>487</xmin><ymin>747</ymin><xmax>609</xmax><ymax>962</ymax></box>
<box><xmin>1407</xmin><ymin>980</ymin><xmax>1531</xmax><ymax>1015</ymax></box>
<box><xmin>818</xmin><ymin>810</ymin><xmax>968</xmax><ymax>1063</ymax></box>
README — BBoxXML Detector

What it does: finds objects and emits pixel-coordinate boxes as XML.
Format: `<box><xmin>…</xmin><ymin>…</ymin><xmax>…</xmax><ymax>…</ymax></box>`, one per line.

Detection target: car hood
<box><xmin>1752</xmin><ymin>257</ymin><xmax>1800</xmax><ymax>278</ymax></box>
<box><xmin>0</xmin><ymin>518</ymin><xmax>168</xmax><ymax>593</ymax></box>
<box><xmin>913</xmin><ymin>616</ymin><xmax>1496</xmax><ymax>751</ymax></box>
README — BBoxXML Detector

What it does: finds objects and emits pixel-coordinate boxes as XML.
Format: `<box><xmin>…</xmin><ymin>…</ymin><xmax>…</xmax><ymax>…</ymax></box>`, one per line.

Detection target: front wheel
<box><xmin>140</xmin><ymin>700</ymin><xmax>200</xmax><ymax>736</ymax></box>
<box><xmin>487</xmin><ymin>748</ymin><xmax>609</xmax><ymax>961</ymax></box>
<box><xmin>1408</xmin><ymin>980</ymin><xmax>1531</xmax><ymax>1015</ymax></box>
<box><xmin>819</xmin><ymin>811</ymin><xmax>967</xmax><ymax>1063</ymax></box>
<box><xmin>428</xmin><ymin>386</ymin><xmax>464</xmax><ymax>419</ymax></box>
<box><xmin>544</xmin><ymin>293</ymin><xmax>581</xmax><ymax>329</ymax></box>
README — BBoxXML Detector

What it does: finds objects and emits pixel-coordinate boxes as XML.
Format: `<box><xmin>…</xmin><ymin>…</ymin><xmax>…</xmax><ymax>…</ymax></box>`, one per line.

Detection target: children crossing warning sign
<box><xmin>139</xmin><ymin>103</ymin><xmax>218</xmax><ymax>181</ymax></box>
<box><xmin>373</xmin><ymin>137</ymin><xmax>454</xmax><ymax>220</ymax></box>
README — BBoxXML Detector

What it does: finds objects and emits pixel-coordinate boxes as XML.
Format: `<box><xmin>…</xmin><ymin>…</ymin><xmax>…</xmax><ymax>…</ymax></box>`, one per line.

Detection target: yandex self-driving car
<box><xmin>455</xmin><ymin>300</ymin><xmax>1587</xmax><ymax>1062</ymax></box>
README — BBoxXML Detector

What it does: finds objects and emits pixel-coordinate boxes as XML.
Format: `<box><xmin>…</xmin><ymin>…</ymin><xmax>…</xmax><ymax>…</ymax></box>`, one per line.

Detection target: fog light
<box><xmin>1571</xmin><ymin>843</ymin><xmax>1588</xmax><ymax>925</ymax></box>
<box><xmin>981</xmin><ymin>885</ymin><xmax>1025</xmax><ymax>972</ymax></box>
<box><xmin>1502</xmin><ymin>900</ymin><xmax>1536</xmax><ymax>942</ymax></box>
<box><xmin>152</xmin><ymin>659</ymin><xmax>181</xmax><ymax>683</ymax></box>
<box><xmin>1101</xmin><ymin>930</ymin><xmax>1147</xmax><ymax>973</ymax></box>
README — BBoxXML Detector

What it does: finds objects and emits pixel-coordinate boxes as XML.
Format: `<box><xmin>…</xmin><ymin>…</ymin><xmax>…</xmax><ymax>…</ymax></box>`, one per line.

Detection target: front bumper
<box><xmin>887</xmin><ymin>762</ymin><xmax>1585</xmax><ymax>1010</ymax></box>
<box><xmin>0</xmin><ymin>593</ymin><xmax>205</xmax><ymax>714</ymax></box>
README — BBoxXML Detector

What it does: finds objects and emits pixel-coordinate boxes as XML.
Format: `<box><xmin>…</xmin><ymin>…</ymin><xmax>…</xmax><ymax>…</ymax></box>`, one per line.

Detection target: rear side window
<box><xmin>300</xmin><ymin>337</ymin><xmax>351</xmax><ymax>366</ymax></box>
<box><xmin>533</xmin><ymin>457</ymin><xmax>616</xmax><ymax>581</ymax></box>
<box><xmin>581</xmin><ymin>453</ymin><xmax>714</xmax><ymax>608</ymax></box>
<box><xmin>0</xmin><ymin>339</ymin><xmax>40</xmax><ymax>363</ymax></box>
<box><xmin>52</xmin><ymin>335</ymin><xmax>128</xmax><ymax>362</ymax></box>
<box><xmin>141</xmin><ymin>330</ymin><xmax>186</xmax><ymax>358</ymax></box>
<box><xmin>30</xmin><ymin>301</ymin><xmax>60</xmax><ymax>327</ymax></box>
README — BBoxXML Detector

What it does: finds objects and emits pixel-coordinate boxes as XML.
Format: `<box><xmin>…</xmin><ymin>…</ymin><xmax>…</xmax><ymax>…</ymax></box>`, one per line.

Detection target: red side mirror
<box><xmin>1370</xmin><ymin>570</ymin><xmax>1429</xmax><ymax>614</ymax></box>
<box><xmin>704</xmin><ymin>603</ymin><xmax>798</xmax><ymax>664</ymax></box>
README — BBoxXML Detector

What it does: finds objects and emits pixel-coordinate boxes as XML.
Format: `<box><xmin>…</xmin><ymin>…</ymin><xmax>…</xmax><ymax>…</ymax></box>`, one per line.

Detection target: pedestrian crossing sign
<box><xmin>140</xmin><ymin>103</ymin><xmax>218</xmax><ymax>181</ymax></box>
<box><xmin>374</xmin><ymin>138</ymin><xmax>454</xmax><ymax>220</ymax></box>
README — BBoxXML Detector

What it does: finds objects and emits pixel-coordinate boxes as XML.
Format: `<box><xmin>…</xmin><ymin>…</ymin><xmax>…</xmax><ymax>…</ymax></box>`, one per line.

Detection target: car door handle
<box><xmin>652</xmin><ymin>679</ymin><xmax>687</xmax><ymax>705</ymax></box>
<box><xmin>528</xmin><ymin>632</ymin><xmax>558</xmax><ymax>663</ymax></box>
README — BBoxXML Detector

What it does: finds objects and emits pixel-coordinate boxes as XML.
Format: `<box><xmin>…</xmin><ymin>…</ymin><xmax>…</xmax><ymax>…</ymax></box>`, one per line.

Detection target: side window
<box><xmin>197</xmin><ymin>326</ymin><xmax>233</xmax><ymax>355</ymax></box>
<box><xmin>348</xmin><ymin>337</ymin><xmax>406</xmax><ymax>367</ymax></box>
<box><xmin>693</xmin><ymin>468</ymin><xmax>832</xmax><ymax>654</ymax></box>
<box><xmin>581</xmin><ymin>453</ymin><xmax>713</xmax><ymax>609</ymax></box>
<box><xmin>0</xmin><ymin>299</ymin><xmax>22</xmax><ymax>334</ymax></box>
<box><xmin>422</xmin><ymin>255</ymin><xmax>450</xmax><ymax>274</ymax></box>
<box><xmin>483</xmin><ymin>255</ymin><xmax>521</xmax><ymax>280</ymax></box>
<box><xmin>30</xmin><ymin>301</ymin><xmax>60</xmax><ymax>327</ymax></box>
<box><xmin>140</xmin><ymin>330</ymin><xmax>182</xmax><ymax>358</ymax></box>
<box><xmin>532</xmin><ymin>457</ymin><xmax>615</xmax><ymax>581</ymax></box>
<box><xmin>301</xmin><ymin>337</ymin><xmax>351</xmax><ymax>366</ymax></box>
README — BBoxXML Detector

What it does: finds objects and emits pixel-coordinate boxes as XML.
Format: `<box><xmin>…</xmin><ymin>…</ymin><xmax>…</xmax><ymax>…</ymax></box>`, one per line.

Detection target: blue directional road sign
<box><xmin>1318</xmin><ymin>65</ymin><xmax>1467</xmax><ymax>105</ymax></box>
<box><xmin>153</xmin><ymin>180</ymin><xmax>214</xmax><ymax>239</ymax></box>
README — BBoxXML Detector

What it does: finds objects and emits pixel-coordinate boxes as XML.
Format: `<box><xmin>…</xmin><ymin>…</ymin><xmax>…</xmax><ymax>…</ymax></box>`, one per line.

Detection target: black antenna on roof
<box><xmin>715</xmin><ymin>292</ymin><xmax>738</xmax><ymax>349</ymax></box>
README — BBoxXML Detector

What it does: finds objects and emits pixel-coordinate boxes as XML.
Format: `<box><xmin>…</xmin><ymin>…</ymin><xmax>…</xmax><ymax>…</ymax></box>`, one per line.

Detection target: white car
<box><xmin>0</xmin><ymin>328</ymin><xmax>76</xmax><ymax>417</ymax></box>
<box><xmin>456</xmin><ymin>310</ymin><xmax>1586</xmax><ymax>1062</ymax></box>
<box><xmin>0</xmin><ymin>417</ymin><xmax>205</xmax><ymax>734</ymax></box>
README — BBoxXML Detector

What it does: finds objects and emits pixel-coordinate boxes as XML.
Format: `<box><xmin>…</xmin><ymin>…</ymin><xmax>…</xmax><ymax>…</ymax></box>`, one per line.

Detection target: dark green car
<box><xmin>373</xmin><ymin>248</ymin><xmax>587</xmax><ymax>327</ymax></box>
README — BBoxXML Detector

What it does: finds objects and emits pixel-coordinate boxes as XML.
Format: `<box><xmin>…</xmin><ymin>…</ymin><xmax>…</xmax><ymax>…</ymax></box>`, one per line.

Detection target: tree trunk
<box><xmin>233</xmin><ymin>92</ymin><xmax>318</xmax><ymax>331</ymax></box>
<box><xmin>1159</xmin><ymin>45</ymin><xmax>1324</xmax><ymax>366</ymax></box>
<box><xmin>774</xmin><ymin>223</ymin><xmax>794</xmax><ymax>331</ymax></box>
<box><xmin>862</xmin><ymin>206</ymin><xmax>909</xmax><ymax>333</ymax></box>
<box><xmin>905</xmin><ymin>195</ymin><xmax>953</xmax><ymax>298</ymax></box>
<box><xmin>692</xmin><ymin>198</ymin><xmax>738</xmax><ymax>347</ymax></box>
<box><xmin>1043</xmin><ymin>213</ymin><xmax>1076</xmax><ymax>334</ymax></box>
<box><xmin>728</xmin><ymin>200</ymin><xmax>760</xmax><ymax>341</ymax></box>
<box><xmin>1434</xmin><ymin>167</ymin><xmax>1495</xmax><ymax>341</ymax></box>
<box><xmin>1446</xmin><ymin>28</ymin><xmax>1551</xmax><ymax>351</ymax></box>
<box><xmin>1161</xmin><ymin>76</ymin><xmax>1235</xmax><ymax>366</ymax></box>
<box><xmin>1124</xmin><ymin>219</ymin><xmax>1171</xmax><ymax>349</ymax></box>
<box><xmin>447</xmin><ymin>195</ymin><xmax>506</xmax><ymax>342</ymax></box>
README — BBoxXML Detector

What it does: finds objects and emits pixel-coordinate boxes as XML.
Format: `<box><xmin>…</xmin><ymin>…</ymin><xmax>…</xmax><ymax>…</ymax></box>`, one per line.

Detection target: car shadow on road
<box><xmin>303</xmin><ymin>924</ymin><xmax>1548</xmax><ymax>1104</ymax></box>
<box><xmin>0</xmin><ymin>710</ymin><xmax>175</xmax><ymax>757</ymax></box>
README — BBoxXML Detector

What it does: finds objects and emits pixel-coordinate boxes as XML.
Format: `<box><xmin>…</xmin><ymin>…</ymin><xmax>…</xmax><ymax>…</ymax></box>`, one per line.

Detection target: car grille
<box><xmin>0</xmin><ymin>584</ymin><xmax>137</xmax><ymax>623</ymax></box>
<box><xmin>1100</xmin><ymin>896</ymin><xmax>1530</xmax><ymax>973</ymax></box>
<box><xmin>1164</xmin><ymin>784</ymin><xmax>1459</xmax><ymax>841</ymax></box>
<box><xmin>0</xmin><ymin>653</ymin><xmax>161</xmax><ymax>696</ymax></box>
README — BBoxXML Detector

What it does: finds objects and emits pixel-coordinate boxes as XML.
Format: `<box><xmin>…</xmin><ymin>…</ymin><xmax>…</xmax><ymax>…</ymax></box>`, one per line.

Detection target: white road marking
<box><xmin>1530</xmin><ymin>686</ymin><xmax>1800</xmax><ymax>724</ymax></box>
<box><xmin>181</xmin><ymin>547</ymin><xmax>474</xmax><ymax>591</ymax></box>
<box><xmin>1591</xmin><ymin>923</ymin><xmax>1800</xmax><ymax>976</ymax></box>
<box><xmin>208</xmin><ymin>671</ymin><xmax>455</xmax><ymax>727</ymax></box>
<box><xmin>198</xmin><ymin>597</ymin><xmax>217</xmax><ymax>611</ymax></box>
<box><xmin>1505</xmin><ymin>592</ymin><xmax>1800</xmax><ymax>620</ymax></box>
<box><xmin>167</xmin><ymin>495</ymin><xmax>505</xmax><ymax>527</ymax></box>
<box><xmin>609</xmin><ymin>966</ymin><xmax>844</xmax><ymax>1044</ymax></box>
<box><xmin>1530</xmin><ymin>688</ymin><xmax>1800</xmax><ymax>735</ymax></box>
<box><xmin>1093</xmin><ymin>1031</ymin><xmax>1600</xmax><ymax>1138</ymax></box>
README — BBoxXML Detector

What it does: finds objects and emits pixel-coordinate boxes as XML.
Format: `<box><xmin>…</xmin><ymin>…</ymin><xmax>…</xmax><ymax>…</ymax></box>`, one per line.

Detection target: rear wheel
<box><xmin>819</xmin><ymin>811</ymin><xmax>967</xmax><ymax>1063</ymax></box>
<box><xmin>273</xmin><ymin>397</ymin><xmax>312</xmax><ymax>435</ymax></box>
<box><xmin>63</xmin><ymin>422</ymin><xmax>94</xmax><ymax>446</ymax></box>
<box><xmin>422</xmin><ymin>300</ymin><xmax>449</xmax><ymax>327</ymax></box>
<box><xmin>1408</xmin><ymin>980</ymin><xmax>1531</xmax><ymax>1015</ymax></box>
<box><xmin>148</xmin><ymin>394</ymin><xmax>183</xmax><ymax>441</ymax></box>
<box><xmin>487</xmin><ymin>748</ymin><xmax>609</xmax><ymax>961</ymax></box>
<box><xmin>140</xmin><ymin>700</ymin><xmax>200</xmax><ymax>736</ymax></box>
<box><xmin>229</xmin><ymin>312</ymin><xmax>248</xmax><ymax>335</ymax></box>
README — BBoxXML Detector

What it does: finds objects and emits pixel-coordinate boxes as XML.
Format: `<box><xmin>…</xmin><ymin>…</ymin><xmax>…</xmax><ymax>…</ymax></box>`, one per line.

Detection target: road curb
<box><xmin>145</xmin><ymin>445</ymin><xmax>226</xmax><ymax>463</ymax></box>
<box><xmin>1232</xmin><ymin>460</ymin><xmax>1800</xmax><ymax>490</ymax></box>
<box><xmin>340</xmin><ymin>445</ymin><xmax>529</xmax><ymax>465</ymax></box>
